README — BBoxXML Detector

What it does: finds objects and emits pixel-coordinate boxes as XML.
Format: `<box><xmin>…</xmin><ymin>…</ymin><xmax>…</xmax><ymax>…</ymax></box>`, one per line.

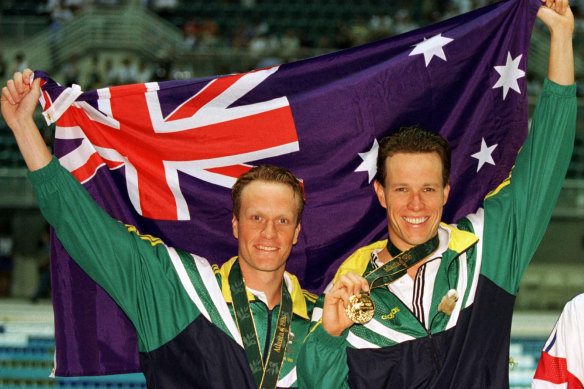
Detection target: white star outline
<box><xmin>355</xmin><ymin>139</ymin><xmax>379</xmax><ymax>183</ymax></box>
<box><xmin>471</xmin><ymin>138</ymin><xmax>498</xmax><ymax>172</ymax></box>
<box><xmin>409</xmin><ymin>33</ymin><xmax>454</xmax><ymax>67</ymax></box>
<box><xmin>492</xmin><ymin>52</ymin><xmax>525</xmax><ymax>100</ymax></box>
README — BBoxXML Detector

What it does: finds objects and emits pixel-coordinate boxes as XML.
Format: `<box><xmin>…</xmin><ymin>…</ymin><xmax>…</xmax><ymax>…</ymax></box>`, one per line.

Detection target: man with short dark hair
<box><xmin>1</xmin><ymin>71</ymin><xmax>315</xmax><ymax>388</ymax></box>
<box><xmin>298</xmin><ymin>1</ymin><xmax>577</xmax><ymax>388</ymax></box>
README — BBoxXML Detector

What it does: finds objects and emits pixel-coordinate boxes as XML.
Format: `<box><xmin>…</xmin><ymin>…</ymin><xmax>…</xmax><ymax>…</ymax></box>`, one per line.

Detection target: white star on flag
<box><xmin>409</xmin><ymin>34</ymin><xmax>454</xmax><ymax>67</ymax></box>
<box><xmin>471</xmin><ymin>138</ymin><xmax>498</xmax><ymax>172</ymax></box>
<box><xmin>492</xmin><ymin>52</ymin><xmax>525</xmax><ymax>100</ymax></box>
<box><xmin>355</xmin><ymin>139</ymin><xmax>379</xmax><ymax>183</ymax></box>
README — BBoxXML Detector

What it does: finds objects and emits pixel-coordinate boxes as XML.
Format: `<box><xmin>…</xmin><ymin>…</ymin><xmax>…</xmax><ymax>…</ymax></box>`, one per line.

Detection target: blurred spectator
<box><xmin>0</xmin><ymin>230</ymin><xmax>13</xmax><ymax>297</ymax></box>
<box><xmin>84</xmin><ymin>55</ymin><xmax>104</xmax><ymax>90</ymax></box>
<box><xmin>369</xmin><ymin>14</ymin><xmax>394</xmax><ymax>36</ymax></box>
<box><xmin>280</xmin><ymin>28</ymin><xmax>301</xmax><ymax>59</ymax></box>
<box><xmin>394</xmin><ymin>5</ymin><xmax>419</xmax><ymax>34</ymax></box>
<box><xmin>62</xmin><ymin>53</ymin><xmax>81</xmax><ymax>86</ymax></box>
<box><xmin>118</xmin><ymin>57</ymin><xmax>139</xmax><ymax>84</ymax></box>
<box><xmin>9</xmin><ymin>52</ymin><xmax>28</xmax><ymax>75</ymax></box>
<box><xmin>231</xmin><ymin>20</ymin><xmax>251</xmax><ymax>49</ymax></box>
<box><xmin>249</xmin><ymin>31</ymin><xmax>278</xmax><ymax>57</ymax></box>
<box><xmin>349</xmin><ymin>15</ymin><xmax>370</xmax><ymax>46</ymax></box>
<box><xmin>136</xmin><ymin>60</ymin><xmax>153</xmax><ymax>84</ymax></box>
<box><xmin>198</xmin><ymin>18</ymin><xmax>221</xmax><ymax>51</ymax></box>
<box><xmin>152</xmin><ymin>58</ymin><xmax>172</xmax><ymax>82</ymax></box>
<box><xmin>151</xmin><ymin>0</ymin><xmax>178</xmax><ymax>18</ymax></box>
<box><xmin>182</xmin><ymin>17</ymin><xmax>199</xmax><ymax>50</ymax></box>
<box><xmin>104</xmin><ymin>58</ymin><xmax>119</xmax><ymax>85</ymax></box>
<box><xmin>48</xmin><ymin>0</ymin><xmax>73</xmax><ymax>28</ymax></box>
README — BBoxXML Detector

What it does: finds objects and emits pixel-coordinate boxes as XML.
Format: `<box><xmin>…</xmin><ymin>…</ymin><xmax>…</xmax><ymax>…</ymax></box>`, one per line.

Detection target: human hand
<box><xmin>322</xmin><ymin>272</ymin><xmax>370</xmax><ymax>336</ymax></box>
<box><xmin>1</xmin><ymin>69</ymin><xmax>41</xmax><ymax>131</ymax></box>
<box><xmin>538</xmin><ymin>0</ymin><xmax>574</xmax><ymax>36</ymax></box>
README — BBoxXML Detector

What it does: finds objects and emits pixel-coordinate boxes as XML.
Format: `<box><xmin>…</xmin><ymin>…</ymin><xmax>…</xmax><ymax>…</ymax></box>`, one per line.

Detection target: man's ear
<box><xmin>443</xmin><ymin>183</ymin><xmax>450</xmax><ymax>206</ymax></box>
<box><xmin>374</xmin><ymin>180</ymin><xmax>388</xmax><ymax>209</ymax></box>
<box><xmin>232</xmin><ymin>214</ymin><xmax>239</xmax><ymax>239</ymax></box>
<box><xmin>292</xmin><ymin>222</ymin><xmax>301</xmax><ymax>245</ymax></box>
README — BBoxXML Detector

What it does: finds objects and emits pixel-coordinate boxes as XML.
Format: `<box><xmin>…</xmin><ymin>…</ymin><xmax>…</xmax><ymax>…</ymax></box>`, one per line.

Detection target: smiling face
<box><xmin>232</xmin><ymin>180</ymin><xmax>301</xmax><ymax>279</ymax></box>
<box><xmin>374</xmin><ymin>152</ymin><xmax>450</xmax><ymax>252</ymax></box>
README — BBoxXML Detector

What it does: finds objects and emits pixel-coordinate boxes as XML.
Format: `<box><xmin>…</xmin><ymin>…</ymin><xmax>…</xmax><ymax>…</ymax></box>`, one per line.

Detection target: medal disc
<box><xmin>345</xmin><ymin>293</ymin><xmax>375</xmax><ymax>324</ymax></box>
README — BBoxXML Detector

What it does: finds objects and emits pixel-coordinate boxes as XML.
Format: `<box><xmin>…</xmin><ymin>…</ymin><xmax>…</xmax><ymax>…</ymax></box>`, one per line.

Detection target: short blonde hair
<box><xmin>232</xmin><ymin>165</ymin><xmax>305</xmax><ymax>224</ymax></box>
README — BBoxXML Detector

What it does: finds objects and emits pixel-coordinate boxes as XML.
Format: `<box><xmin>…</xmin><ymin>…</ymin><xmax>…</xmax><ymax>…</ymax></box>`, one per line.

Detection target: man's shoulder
<box><xmin>441</xmin><ymin>217</ymin><xmax>481</xmax><ymax>255</ymax></box>
<box><xmin>333</xmin><ymin>240</ymin><xmax>388</xmax><ymax>281</ymax></box>
<box><xmin>285</xmin><ymin>270</ymin><xmax>318</xmax><ymax>319</ymax></box>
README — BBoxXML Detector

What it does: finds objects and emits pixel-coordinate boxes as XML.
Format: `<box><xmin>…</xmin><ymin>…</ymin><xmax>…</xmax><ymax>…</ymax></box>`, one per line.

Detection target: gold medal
<box><xmin>345</xmin><ymin>293</ymin><xmax>375</xmax><ymax>324</ymax></box>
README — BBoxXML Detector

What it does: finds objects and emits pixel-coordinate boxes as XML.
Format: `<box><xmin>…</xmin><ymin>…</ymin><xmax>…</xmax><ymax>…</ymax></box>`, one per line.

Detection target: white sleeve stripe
<box><xmin>347</xmin><ymin>332</ymin><xmax>380</xmax><ymax>349</ymax></box>
<box><xmin>363</xmin><ymin>319</ymin><xmax>416</xmax><ymax>344</ymax></box>
<box><xmin>446</xmin><ymin>252</ymin><xmax>467</xmax><ymax>330</ymax></box>
<box><xmin>166</xmin><ymin>247</ymin><xmax>211</xmax><ymax>321</ymax></box>
<box><xmin>461</xmin><ymin>208</ymin><xmax>484</xmax><ymax>308</ymax></box>
<box><xmin>277</xmin><ymin>366</ymin><xmax>297</xmax><ymax>387</ymax></box>
<box><xmin>191</xmin><ymin>254</ymin><xmax>242</xmax><ymax>346</ymax></box>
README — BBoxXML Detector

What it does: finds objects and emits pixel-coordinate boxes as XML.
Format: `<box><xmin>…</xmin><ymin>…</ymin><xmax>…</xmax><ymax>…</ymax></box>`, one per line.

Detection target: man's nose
<box><xmin>261</xmin><ymin>221</ymin><xmax>276</xmax><ymax>238</ymax></box>
<box><xmin>408</xmin><ymin>192</ymin><xmax>423</xmax><ymax>211</ymax></box>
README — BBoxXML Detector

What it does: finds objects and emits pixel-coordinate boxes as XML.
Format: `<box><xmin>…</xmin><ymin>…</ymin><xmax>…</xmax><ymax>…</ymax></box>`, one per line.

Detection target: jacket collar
<box><xmin>217</xmin><ymin>257</ymin><xmax>310</xmax><ymax>320</ymax></box>
<box><xmin>334</xmin><ymin>223</ymin><xmax>478</xmax><ymax>281</ymax></box>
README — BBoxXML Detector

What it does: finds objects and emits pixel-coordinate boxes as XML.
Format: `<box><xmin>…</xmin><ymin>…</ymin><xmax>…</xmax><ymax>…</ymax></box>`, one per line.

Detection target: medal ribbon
<box><xmin>229</xmin><ymin>260</ymin><xmax>293</xmax><ymax>389</ymax></box>
<box><xmin>365</xmin><ymin>234</ymin><xmax>440</xmax><ymax>289</ymax></box>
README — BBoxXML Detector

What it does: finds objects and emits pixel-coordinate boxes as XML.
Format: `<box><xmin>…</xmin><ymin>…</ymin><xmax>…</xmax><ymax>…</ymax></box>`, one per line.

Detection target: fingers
<box><xmin>6</xmin><ymin>79</ymin><xmax>20</xmax><ymax>104</ymax></box>
<box><xmin>3</xmin><ymin>71</ymin><xmax>37</xmax><ymax>105</ymax></box>
<box><xmin>553</xmin><ymin>0</ymin><xmax>567</xmax><ymax>14</ymax></box>
<box><xmin>22</xmin><ymin>69</ymin><xmax>34</xmax><ymax>86</ymax></box>
<box><xmin>335</xmin><ymin>273</ymin><xmax>369</xmax><ymax>296</ymax></box>
<box><xmin>325</xmin><ymin>284</ymin><xmax>352</xmax><ymax>308</ymax></box>
<box><xmin>30</xmin><ymin>77</ymin><xmax>41</xmax><ymax>99</ymax></box>
<box><xmin>2</xmin><ymin>86</ymin><xmax>15</xmax><ymax>105</ymax></box>
<box><xmin>325</xmin><ymin>272</ymin><xmax>370</xmax><ymax>308</ymax></box>
<box><xmin>540</xmin><ymin>0</ymin><xmax>570</xmax><ymax>15</ymax></box>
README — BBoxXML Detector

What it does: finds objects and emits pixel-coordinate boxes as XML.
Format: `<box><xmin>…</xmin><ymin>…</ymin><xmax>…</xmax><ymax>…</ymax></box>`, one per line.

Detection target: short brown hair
<box><xmin>232</xmin><ymin>165</ymin><xmax>305</xmax><ymax>224</ymax></box>
<box><xmin>376</xmin><ymin>125</ymin><xmax>451</xmax><ymax>187</ymax></box>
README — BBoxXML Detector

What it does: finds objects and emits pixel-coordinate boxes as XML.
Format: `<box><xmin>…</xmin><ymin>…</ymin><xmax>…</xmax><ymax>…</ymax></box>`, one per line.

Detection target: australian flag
<box><xmin>37</xmin><ymin>0</ymin><xmax>541</xmax><ymax>376</ymax></box>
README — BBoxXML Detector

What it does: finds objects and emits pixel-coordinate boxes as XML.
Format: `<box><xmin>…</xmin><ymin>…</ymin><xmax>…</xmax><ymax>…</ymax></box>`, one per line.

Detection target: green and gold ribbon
<box><xmin>229</xmin><ymin>260</ymin><xmax>292</xmax><ymax>389</ymax></box>
<box><xmin>345</xmin><ymin>235</ymin><xmax>440</xmax><ymax>324</ymax></box>
<box><xmin>365</xmin><ymin>234</ymin><xmax>440</xmax><ymax>288</ymax></box>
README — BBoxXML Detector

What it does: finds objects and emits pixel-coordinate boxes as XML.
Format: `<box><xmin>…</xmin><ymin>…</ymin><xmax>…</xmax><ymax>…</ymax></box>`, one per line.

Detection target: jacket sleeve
<box><xmin>29</xmin><ymin>158</ymin><xmax>198</xmax><ymax>350</ymax></box>
<box><xmin>480</xmin><ymin>79</ymin><xmax>577</xmax><ymax>294</ymax></box>
<box><xmin>297</xmin><ymin>322</ymin><xmax>351</xmax><ymax>389</ymax></box>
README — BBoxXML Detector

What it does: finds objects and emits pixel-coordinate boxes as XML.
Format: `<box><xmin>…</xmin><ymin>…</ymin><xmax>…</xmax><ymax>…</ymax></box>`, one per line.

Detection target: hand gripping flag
<box><xmin>38</xmin><ymin>0</ymin><xmax>541</xmax><ymax>376</ymax></box>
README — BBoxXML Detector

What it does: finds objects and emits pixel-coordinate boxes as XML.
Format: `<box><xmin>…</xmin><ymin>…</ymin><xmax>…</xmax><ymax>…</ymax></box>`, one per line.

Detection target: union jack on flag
<box><xmin>38</xmin><ymin>0</ymin><xmax>540</xmax><ymax>376</ymax></box>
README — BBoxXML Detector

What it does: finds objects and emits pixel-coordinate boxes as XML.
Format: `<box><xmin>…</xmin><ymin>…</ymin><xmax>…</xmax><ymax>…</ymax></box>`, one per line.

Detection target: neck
<box><xmin>240</xmin><ymin>266</ymin><xmax>285</xmax><ymax>310</ymax></box>
<box><xmin>378</xmin><ymin>236</ymin><xmax>411</xmax><ymax>263</ymax></box>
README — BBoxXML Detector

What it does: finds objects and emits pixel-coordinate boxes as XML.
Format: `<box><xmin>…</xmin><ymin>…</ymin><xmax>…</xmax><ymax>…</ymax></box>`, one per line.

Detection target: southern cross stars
<box><xmin>471</xmin><ymin>138</ymin><xmax>497</xmax><ymax>172</ymax></box>
<box><xmin>409</xmin><ymin>33</ymin><xmax>454</xmax><ymax>67</ymax></box>
<box><xmin>355</xmin><ymin>139</ymin><xmax>379</xmax><ymax>183</ymax></box>
<box><xmin>493</xmin><ymin>52</ymin><xmax>525</xmax><ymax>100</ymax></box>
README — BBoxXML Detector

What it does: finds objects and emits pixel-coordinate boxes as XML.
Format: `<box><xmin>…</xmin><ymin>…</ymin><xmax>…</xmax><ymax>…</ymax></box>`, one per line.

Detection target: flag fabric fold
<box><xmin>38</xmin><ymin>0</ymin><xmax>541</xmax><ymax>376</ymax></box>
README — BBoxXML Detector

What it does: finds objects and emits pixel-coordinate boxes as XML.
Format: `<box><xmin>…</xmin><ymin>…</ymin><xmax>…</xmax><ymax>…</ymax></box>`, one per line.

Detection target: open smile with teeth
<box><xmin>404</xmin><ymin>216</ymin><xmax>429</xmax><ymax>225</ymax></box>
<box><xmin>256</xmin><ymin>245</ymin><xmax>278</xmax><ymax>252</ymax></box>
